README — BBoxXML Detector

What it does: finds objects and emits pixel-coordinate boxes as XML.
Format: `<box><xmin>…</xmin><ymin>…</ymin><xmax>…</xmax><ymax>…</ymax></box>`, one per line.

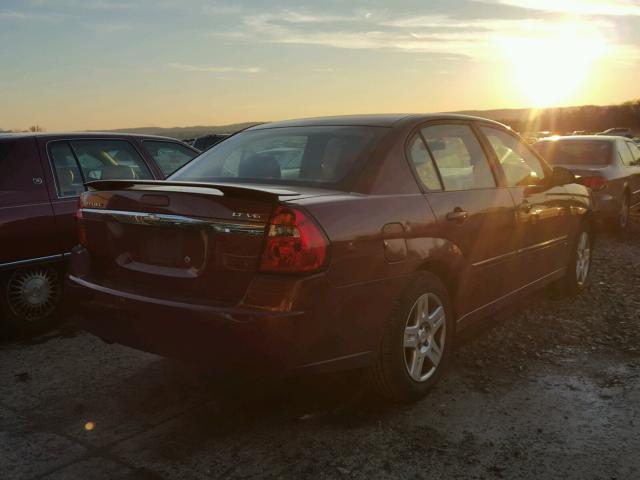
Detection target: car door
<box><xmin>43</xmin><ymin>138</ymin><xmax>155</xmax><ymax>254</ymax></box>
<box><xmin>0</xmin><ymin>137</ymin><xmax>59</xmax><ymax>265</ymax></box>
<box><xmin>408</xmin><ymin>122</ymin><xmax>519</xmax><ymax>319</ymax></box>
<box><xmin>478</xmin><ymin>125</ymin><xmax>573</xmax><ymax>285</ymax></box>
<box><xmin>622</xmin><ymin>141</ymin><xmax>640</xmax><ymax>209</ymax></box>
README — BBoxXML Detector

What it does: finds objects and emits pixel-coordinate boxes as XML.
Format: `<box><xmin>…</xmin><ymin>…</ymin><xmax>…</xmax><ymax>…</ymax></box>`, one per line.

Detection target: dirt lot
<box><xmin>1</xmin><ymin>220</ymin><xmax>639</xmax><ymax>480</ymax></box>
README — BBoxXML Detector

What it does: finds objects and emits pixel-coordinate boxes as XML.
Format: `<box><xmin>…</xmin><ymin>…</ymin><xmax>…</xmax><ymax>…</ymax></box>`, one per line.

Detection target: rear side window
<box><xmin>618</xmin><ymin>141</ymin><xmax>634</xmax><ymax>166</ymax></box>
<box><xmin>407</xmin><ymin>135</ymin><xmax>442</xmax><ymax>191</ymax></box>
<box><xmin>624</xmin><ymin>142</ymin><xmax>640</xmax><ymax>166</ymax></box>
<box><xmin>420</xmin><ymin>124</ymin><xmax>495</xmax><ymax>191</ymax></box>
<box><xmin>142</xmin><ymin>141</ymin><xmax>198</xmax><ymax>177</ymax></box>
<box><xmin>533</xmin><ymin>140</ymin><xmax>612</xmax><ymax>166</ymax></box>
<box><xmin>480</xmin><ymin>127</ymin><xmax>547</xmax><ymax>187</ymax></box>
<box><xmin>50</xmin><ymin>142</ymin><xmax>85</xmax><ymax>197</ymax></box>
<box><xmin>171</xmin><ymin>126</ymin><xmax>386</xmax><ymax>187</ymax></box>
<box><xmin>70</xmin><ymin>140</ymin><xmax>153</xmax><ymax>181</ymax></box>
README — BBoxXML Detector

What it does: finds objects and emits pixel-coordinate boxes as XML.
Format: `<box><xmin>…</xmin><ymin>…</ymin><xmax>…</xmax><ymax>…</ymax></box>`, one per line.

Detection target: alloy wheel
<box><xmin>403</xmin><ymin>292</ymin><xmax>447</xmax><ymax>382</ymax></box>
<box><xmin>575</xmin><ymin>231</ymin><xmax>591</xmax><ymax>287</ymax></box>
<box><xmin>6</xmin><ymin>268</ymin><xmax>60</xmax><ymax>323</ymax></box>
<box><xmin>619</xmin><ymin>195</ymin><xmax>630</xmax><ymax>230</ymax></box>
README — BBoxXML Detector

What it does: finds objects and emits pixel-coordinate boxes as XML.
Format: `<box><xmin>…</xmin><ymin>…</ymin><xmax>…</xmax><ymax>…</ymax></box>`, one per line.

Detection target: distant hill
<box><xmin>46</xmin><ymin>99</ymin><xmax>636</xmax><ymax>139</ymax></box>
<box><xmin>97</xmin><ymin>122</ymin><xmax>263</xmax><ymax>140</ymax></box>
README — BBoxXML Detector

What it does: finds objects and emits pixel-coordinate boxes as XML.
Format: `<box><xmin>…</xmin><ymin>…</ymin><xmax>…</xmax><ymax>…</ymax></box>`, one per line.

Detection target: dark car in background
<box><xmin>534</xmin><ymin>136</ymin><xmax>640</xmax><ymax>231</ymax></box>
<box><xmin>0</xmin><ymin>133</ymin><xmax>199</xmax><ymax>333</ymax></box>
<box><xmin>193</xmin><ymin>134</ymin><xmax>230</xmax><ymax>152</ymax></box>
<box><xmin>68</xmin><ymin>114</ymin><xmax>594</xmax><ymax>402</ymax></box>
<box><xmin>597</xmin><ymin>128</ymin><xmax>636</xmax><ymax>139</ymax></box>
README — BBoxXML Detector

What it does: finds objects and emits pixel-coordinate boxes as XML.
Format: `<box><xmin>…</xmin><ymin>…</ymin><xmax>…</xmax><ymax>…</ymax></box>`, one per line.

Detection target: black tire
<box><xmin>608</xmin><ymin>192</ymin><xmax>630</xmax><ymax>233</ymax></box>
<box><xmin>556</xmin><ymin>221</ymin><xmax>593</xmax><ymax>296</ymax></box>
<box><xmin>1</xmin><ymin>266</ymin><xmax>62</xmax><ymax>337</ymax></box>
<box><xmin>368</xmin><ymin>272</ymin><xmax>455</xmax><ymax>403</ymax></box>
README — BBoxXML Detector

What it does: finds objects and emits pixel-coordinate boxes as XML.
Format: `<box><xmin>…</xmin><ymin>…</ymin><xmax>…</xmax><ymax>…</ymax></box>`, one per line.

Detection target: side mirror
<box><xmin>551</xmin><ymin>166</ymin><xmax>576</xmax><ymax>186</ymax></box>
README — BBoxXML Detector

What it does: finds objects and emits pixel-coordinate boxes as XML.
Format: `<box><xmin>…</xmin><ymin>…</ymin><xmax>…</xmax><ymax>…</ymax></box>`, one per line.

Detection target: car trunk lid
<box><xmin>77</xmin><ymin>180</ymin><xmax>320</xmax><ymax>306</ymax></box>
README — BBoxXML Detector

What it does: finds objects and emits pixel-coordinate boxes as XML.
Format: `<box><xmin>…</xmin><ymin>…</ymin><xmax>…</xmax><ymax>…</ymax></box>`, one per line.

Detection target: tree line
<box><xmin>499</xmin><ymin>99</ymin><xmax>640</xmax><ymax>135</ymax></box>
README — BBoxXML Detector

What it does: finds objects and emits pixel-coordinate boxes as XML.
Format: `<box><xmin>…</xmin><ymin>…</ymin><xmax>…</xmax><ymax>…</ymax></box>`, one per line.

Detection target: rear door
<box><xmin>42</xmin><ymin>138</ymin><xmax>156</xmax><ymax>254</ymax></box>
<box><xmin>478</xmin><ymin>125</ymin><xmax>573</xmax><ymax>285</ymax></box>
<box><xmin>0</xmin><ymin>138</ymin><xmax>59</xmax><ymax>265</ymax></box>
<box><xmin>408</xmin><ymin>122</ymin><xmax>518</xmax><ymax>318</ymax></box>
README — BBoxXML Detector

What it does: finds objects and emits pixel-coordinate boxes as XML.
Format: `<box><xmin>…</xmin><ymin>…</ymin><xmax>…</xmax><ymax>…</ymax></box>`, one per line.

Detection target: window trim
<box><xmin>475</xmin><ymin>122</ymin><xmax>553</xmax><ymax>188</ymax></box>
<box><xmin>404</xmin><ymin>119</ymin><xmax>501</xmax><ymax>193</ymax></box>
<box><xmin>45</xmin><ymin>137</ymin><xmax>155</xmax><ymax>199</ymax></box>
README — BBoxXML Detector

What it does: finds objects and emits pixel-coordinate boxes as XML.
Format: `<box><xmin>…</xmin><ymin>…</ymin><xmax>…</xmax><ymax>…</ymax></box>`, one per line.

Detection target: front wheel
<box><xmin>368</xmin><ymin>273</ymin><xmax>455</xmax><ymax>403</ymax></box>
<box><xmin>556</xmin><ymin>223</ymin><xmax>592</xmax><ymax>296</ymax></box>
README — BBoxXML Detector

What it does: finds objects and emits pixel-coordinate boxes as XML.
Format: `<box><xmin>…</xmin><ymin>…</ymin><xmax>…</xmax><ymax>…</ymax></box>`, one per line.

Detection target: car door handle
<box><xmin>446</xmin><ymin>208</ymin><xmax>469</xmax><ymax>222</ymax></box>
<box><xmin>519</xmin><ymin>201</ymin><xmax>532</xmax><ymax>213</ymax></box>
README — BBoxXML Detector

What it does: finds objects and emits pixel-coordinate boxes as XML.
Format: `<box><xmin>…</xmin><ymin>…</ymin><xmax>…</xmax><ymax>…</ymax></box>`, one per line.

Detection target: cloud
<box><xmin>0</xmin><ymin>10</ymin><xmax>65</xmax><ymax>21</ymax></box>
<box><xmin>477</xmin><ymin>0</ymin><xmax>640</xmax><ymax>16</ymax></box>
<box><xmin>229</xmin><ymin>10</ymin><xmax>621</xmax><ymax>60</ymax></box>
<box><xmin>167</xmin><ymin>63</ymin><xmax>263</xmax><ymax>73</ymax></box>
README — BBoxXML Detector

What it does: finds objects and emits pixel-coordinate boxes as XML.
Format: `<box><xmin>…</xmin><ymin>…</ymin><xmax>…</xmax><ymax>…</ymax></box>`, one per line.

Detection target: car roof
<box><xmin>248</xmin><ymin>113</ymin><xmax>509</xmax><ymax>130</ymax></box>
<box><xmin>536</xmin><ymin>135</ymin><xmax>618</xmax><ymax>143</ymax></box>
<box><xmin>0</xmin><ymin>132</ymin><xmax>187</xmax><ymax>142</ymax></box>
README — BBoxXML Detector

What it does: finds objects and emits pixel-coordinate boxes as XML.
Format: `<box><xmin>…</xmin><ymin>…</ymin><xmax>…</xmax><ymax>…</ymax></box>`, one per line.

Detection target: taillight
<box><xmin>578</xmin><ymin>175</ymin><xmax>607</xmax><ymax>191</ymax></box>
<box><xmin>76</xmin><ymin>195</ymin><xmax>88</xmax><ymax>247</ymax></box>
<box><xmin>259</xmin><ymin>206</ymin><xmax>328</xmax><ymax>274</ymax></box>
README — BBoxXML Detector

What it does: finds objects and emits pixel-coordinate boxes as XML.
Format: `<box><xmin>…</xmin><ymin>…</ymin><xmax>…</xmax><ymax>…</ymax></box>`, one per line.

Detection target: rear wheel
<box><xmin>556</xmin><ymin>223</ymin><xmax>592</xmax><ymax>296</ymax></box>
<box><xmin>1</xmin><ymin>266</ymin><xmax>62</xmax><ymax>335</ymax></box>
<box><xmin>368</xmin><ymin>273</ymin><xmax>454</xmax><ymax>403</ymax></box>
<box><xmin>610</xmin><ymin>192</ymin><xmax>630</xmax><ymax>233</ymax></box>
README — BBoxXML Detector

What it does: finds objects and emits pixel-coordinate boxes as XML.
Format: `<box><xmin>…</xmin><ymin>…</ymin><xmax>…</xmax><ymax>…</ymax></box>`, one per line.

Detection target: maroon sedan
<box><xmin>68</xmin><ymin>115</ymin><xmax>594</xmax><ymax>401</ymax></box>
<box><xmin>1</xmin><ymin>133</ymin><xmax>198</xmax><ymax>333</ymax></box>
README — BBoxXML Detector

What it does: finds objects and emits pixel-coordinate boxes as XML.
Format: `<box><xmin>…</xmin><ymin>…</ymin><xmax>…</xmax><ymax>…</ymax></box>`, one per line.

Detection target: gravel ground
<box><xmin>1</xmin><ymin>219</ymin><xmax>639</xmax><ymax>480</ymax></box>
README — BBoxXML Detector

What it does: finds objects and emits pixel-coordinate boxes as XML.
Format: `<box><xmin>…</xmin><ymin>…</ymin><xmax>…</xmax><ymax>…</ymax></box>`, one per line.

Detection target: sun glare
<box><xmin>498</xmin><ymin>24</ymin><xmax>607</xmax><ymax>107</ymax></box>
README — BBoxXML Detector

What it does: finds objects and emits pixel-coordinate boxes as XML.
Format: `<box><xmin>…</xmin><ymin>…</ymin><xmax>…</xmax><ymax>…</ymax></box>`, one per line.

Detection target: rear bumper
<box><xmin>66</xmin><ymin>269</ymin><xmax>405</xmax><ymax>376</ymax></box>
<box><xmin>67</xmin><ymin>274</ymin><xmax>345</xmax><ymax>374</ymax></box>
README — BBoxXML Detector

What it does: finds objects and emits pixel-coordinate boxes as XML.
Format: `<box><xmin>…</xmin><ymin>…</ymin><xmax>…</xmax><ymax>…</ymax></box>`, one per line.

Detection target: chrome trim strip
<box><xmin>471</xmin><ymin>250</ymin><xmax>517</xmax><ymax>268</ymax></box>
<box><xmin>457</xmin><ymin>267</ymin><xmax>565</xmax><ymax>324</ymax></box>
<box><xmin>295</xmin><ymin>351</ymin><xmax>372</xmax><ymax>369</ymax></box>
<box><xmin>518</xmin><ymin>235</ymin><xmax>568</xmax><ymax>255</ymax></box>
<box><xmin>0</xmin><ymin>253</ymin><xmax>67</xmax><ymax>270</ymax></box>
<box><xmin>81</xmin><ymin>208</ymin><xmax>266</xmax><ymax>236</ymax></box>
<box><xmin>471</xmin><ymin>235</ymin><xmax>568</xmax><ymax>268</ymax></box>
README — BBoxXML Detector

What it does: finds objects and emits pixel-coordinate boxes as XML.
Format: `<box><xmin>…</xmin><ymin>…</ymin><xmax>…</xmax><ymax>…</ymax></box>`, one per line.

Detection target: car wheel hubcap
<box><xmin>403</xmin><ymin>292</ymin><xmax>446</xmax><ymax>382</ymax></box>
<box><xmin>7</xmin><ymin>268</ymin><xmax>60</xmax><ymax>323</ymax></box>
<box><xmin>620</xmin><ymin>197</ymin><xmax>629</xmax><ymax>228</ymax></box>
<box><xmin>575</xmin><ymin>231</ymin><xmax>591</xmax><ymax>287</ymax></box>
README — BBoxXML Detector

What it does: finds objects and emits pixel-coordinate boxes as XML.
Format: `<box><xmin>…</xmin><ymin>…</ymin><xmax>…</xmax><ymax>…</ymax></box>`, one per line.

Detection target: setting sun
<box><xmin>498</xmin><ymin>24</ymin><xmax>608</xmax><ymax>107</ymax></box>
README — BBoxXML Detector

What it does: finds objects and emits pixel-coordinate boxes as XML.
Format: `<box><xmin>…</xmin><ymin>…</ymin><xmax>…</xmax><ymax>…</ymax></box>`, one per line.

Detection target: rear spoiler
<box><xmin>85</xmin><ymin>179</ymin><xmax>300</xmax><ymax>202</ymax></box>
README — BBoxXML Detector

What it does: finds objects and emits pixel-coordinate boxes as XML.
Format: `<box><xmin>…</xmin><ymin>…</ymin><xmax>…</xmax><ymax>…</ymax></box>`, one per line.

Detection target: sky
<box><xmin>0</xmin><ymin>0</ymin><xmax>639</xmax><ymax>131</ymax></box>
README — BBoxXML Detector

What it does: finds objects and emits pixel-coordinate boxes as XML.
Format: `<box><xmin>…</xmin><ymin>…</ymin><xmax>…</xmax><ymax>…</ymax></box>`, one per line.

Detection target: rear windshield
<box><xmin>533</xmin><ymin>140</ymin><xmax>612</xmax><ymax>166</ymax></box>
<box><xmin>170</xmin><ymin>126</ymin><xmax>387</xmax><ymax>186</ymax></box>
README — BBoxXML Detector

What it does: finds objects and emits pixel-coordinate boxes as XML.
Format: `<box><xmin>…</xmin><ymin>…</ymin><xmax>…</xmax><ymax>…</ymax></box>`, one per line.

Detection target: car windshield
<box><xmin>533</xmin><ymin>140</ymin><xmax>612</xmax><ymax>166</ymax></box>
<box><xmin>170</xmin><ymin>126</ymin><xmax>387</xmax><ymax>187</ymax></box>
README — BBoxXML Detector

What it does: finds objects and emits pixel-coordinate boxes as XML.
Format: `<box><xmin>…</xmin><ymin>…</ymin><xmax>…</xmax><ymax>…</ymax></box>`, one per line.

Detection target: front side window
<box><xmin>69</xmin><ymin>140</ymin><xmax>153</xmax><ymax>181</ymax></box>
<box><xmin>481</xmin><ymin>126</ymin><xmax>547</xmax><ymax>187</ymax></box>
<box><xmin>171</xmin><ymin>126</ymin><xmax>386</xmax><ymax>186</ymax></box>
<box><xmin>142</xmin><ymin>141</ymin><xmax>198</xmax><ymax>177</ymax></box>
<box><xmin>420</xmin><ymin>124</ymin><xmax>495</xmax><ymax>191</ymax></box>
<box><xmin>49</xmin><ymin>142</ymin><xmax>84</xmax><ymax>197</ymax></box>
